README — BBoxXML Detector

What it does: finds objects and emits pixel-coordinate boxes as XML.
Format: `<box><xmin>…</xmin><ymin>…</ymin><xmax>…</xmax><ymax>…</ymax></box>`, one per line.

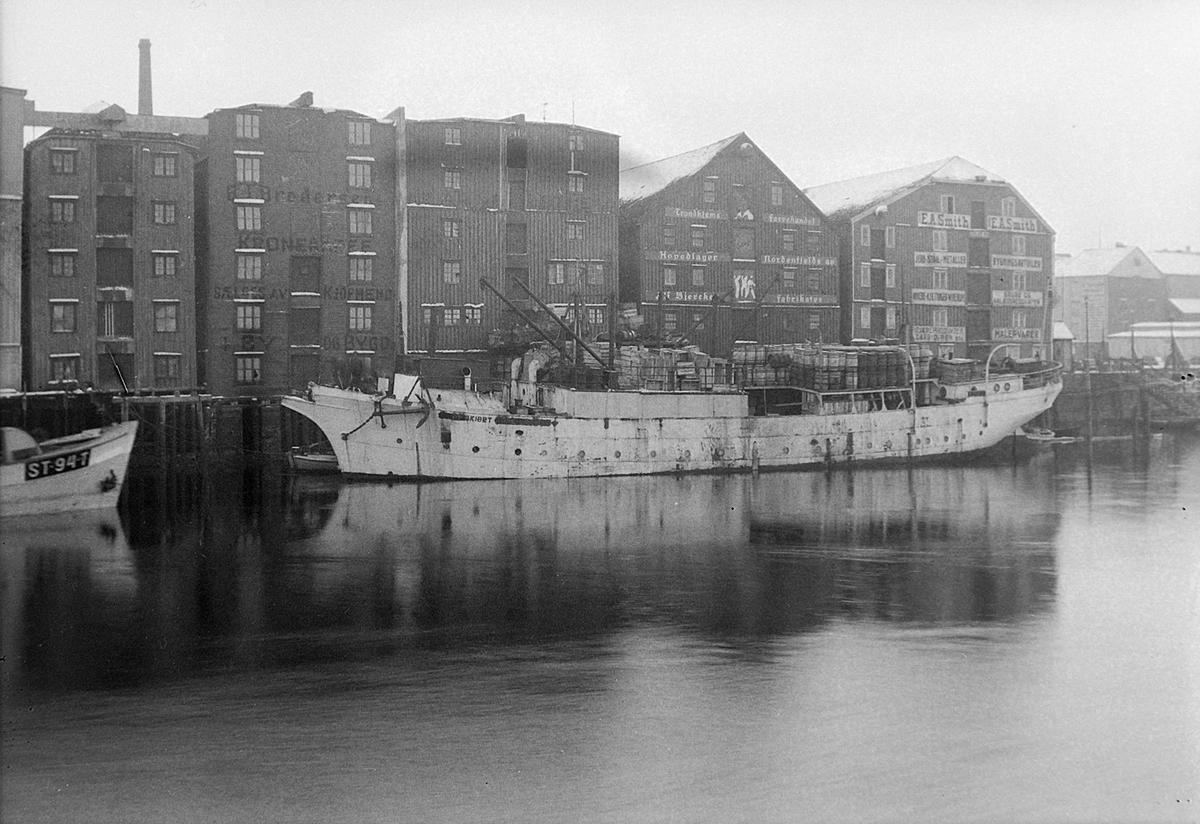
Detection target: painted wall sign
<box><xmin>763</xmin><ymin>294</ymin><xmax>838</xmax><ymax>306</ymax></box>
<box><xmin>764</xmin><ymin>214</ymin><xmax>821</xmax><ymax>227</ymax></box>
<box><xmin>665</xmin><ymin>207</ymin><xmax>726</xmax><ymax>221</ymax></box>
<box><xmin>917</xmin><ymin>211</ymin><xmax>972</xmax><ymax>230</ymax></box>
<box><xmin>990</xmin><ymin>255</ymin><xmax>1043</xmax><ymax>271</ymax></box>
<box><xmin>911</xmin><ymin>289</ymin><xmax>966</xmax><ymax>305</ymax></box>
<box><xmin>761</xmin><ymin>254</ymin><xmax>836</xmax><ymax>266</ymax></box>
<box><xmin>992</xmin><ymin>327</ymin><xmax>1043</xmax><ymax>341</ymax></box>
<box><xmin>986</xmin><ymin>215</ymin><xmax>1038</xmax><ymax>233</ymax></box>
<box><xmin>653</xmin><ymin>251</ymin><xmax>730</xmax><ymax>263</ymax></box>
<box><xmin>991</xmin><ymin>290</ymin><xmax>1044</xmax><ymax>307</ymax></box>
<box><xmin>226</xmin><ymin>184</ymin><xmax>372</xmax><ymax>205</ymax></box>
<box><xmin>211</xmin><ymin>285</ymin><xmax>396</xmax><ymax>302</ymax></box>
<box><xmin>912</xmin><ymin>326</ymin><xmax>966</xmax><ymax>342</ymax></box>
<box><xmin>734</xmin><ymin>272</ymin><xmax>756</xmax><ymax>301</ymax></box>
<box><xmin>663</xmin><ymin>291</ymin><xmax>716</xmax><ymax>303</ymax></box>
<box><xmin>914</xmin><ymin>252</ymin><xmax>968</xmax><ymax>267</ymax></box>
<box><xmin>236</xmin><ymin>234</ymin><xmax>375</xmax><ymax>254</ymax></box>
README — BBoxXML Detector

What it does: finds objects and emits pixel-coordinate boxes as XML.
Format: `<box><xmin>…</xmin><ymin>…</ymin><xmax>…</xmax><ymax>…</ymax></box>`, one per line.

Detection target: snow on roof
<box><xmin>803</xmin><ymin>157</ymin><xmax>1004</xmax><ymax>221</ymax></box>
<box><xmin>1054</xmin><ymin>247</ymin><xmax>1158</xmax><ymax>278</ymax></box>
<box><xmin>1148</xmin><ymin>250</ymin><xmax>1200</xmax><ymax>277</ymax></box>
<box><xmin>1108</xmin><ymin>322</ymin><xmax>1200</xmax><ymax>340</ymax></box>
<box><xmin>619</xmin><ymin>133</ymin><xmax>744</xmax><ymax>205</ymax></box>
<box><xmin>1053</xmin><ymin>321</ymin><xmax>1075</xmax><ymax>341</ymax></box>
<box><xmin>1169</xmin><ymin>298</ymin><xmax>1200</xmax><ymax>316</ymax></box>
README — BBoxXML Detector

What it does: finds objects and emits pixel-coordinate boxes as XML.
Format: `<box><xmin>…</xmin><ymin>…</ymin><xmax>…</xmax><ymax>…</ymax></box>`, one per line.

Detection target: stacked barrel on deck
<box><xmin>732</xmin><ymin>344</ymin><xmax>932</xmax><ymax>391</ymax></box>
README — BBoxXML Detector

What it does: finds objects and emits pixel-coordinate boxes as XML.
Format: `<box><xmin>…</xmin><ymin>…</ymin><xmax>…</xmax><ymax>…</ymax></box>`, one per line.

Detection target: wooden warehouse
<box><xmin>195</xmin><ymin>94</ymin><xmax>399</xmax><ymax>397</ymax></box>
<box><xmin>23</xmin><ymin>120</ymin><xmax>199</xmax><ymax>392</ymax></box>
<box><xmin>805</xmin><ymin>157</ymin><xmax>1055</xmax><ymax>360</ymax></box>
<box><xmin>618</xmin><ymin>133</ymin><xmax>839</xmax><ymax>358</ymax></box>
<box><xmin>404</xmin><ymin>114</ymin><xmax>620</xmax><ymax>356</ymax></box>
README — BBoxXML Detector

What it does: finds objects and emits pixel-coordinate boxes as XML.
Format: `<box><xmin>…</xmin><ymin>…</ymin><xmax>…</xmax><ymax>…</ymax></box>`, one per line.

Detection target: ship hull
<box><xmin>282</xmin><ymin>371</ymin><xmax>1061</xmax><ymax>481</ymax></box>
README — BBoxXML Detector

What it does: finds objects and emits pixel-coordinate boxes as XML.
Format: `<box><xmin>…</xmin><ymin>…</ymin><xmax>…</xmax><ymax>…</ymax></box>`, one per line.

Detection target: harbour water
<box><xmin>2</xmin><ymin>435</ymin><xmax>1198</xmax><ymax>823</ymax></box>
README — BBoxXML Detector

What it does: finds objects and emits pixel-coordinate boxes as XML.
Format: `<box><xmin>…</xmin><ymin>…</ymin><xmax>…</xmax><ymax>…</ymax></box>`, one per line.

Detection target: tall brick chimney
<box><xmin>138</xmin><ymin>39</ymin><xmax>153</xmax><ymax>116</ymax></box>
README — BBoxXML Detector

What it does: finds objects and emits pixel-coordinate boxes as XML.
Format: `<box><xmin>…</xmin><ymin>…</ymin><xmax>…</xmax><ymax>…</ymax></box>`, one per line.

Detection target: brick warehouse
<box><xmin>195</xmin><ymin>94</ymin><xmax>399</xmax><ymax>396</ymax></box>
<box><xmin>805</xmin><ymin>157</ymin><xmax>1055</xmax><ymax>360</ymax></box>
<box><xmin>619</xmin><ymin>134</ymin><xmax>839</xmax><ymax>358</ymax></box>
<box><xmin>23</xmin><ymin>119</ymin><xmax>199</xmax><ymax>391</ymax></box>
<box><xmin>403</xmin><ymin>114</ymin><xmax>620</xmax><ymax>357</ymax></box>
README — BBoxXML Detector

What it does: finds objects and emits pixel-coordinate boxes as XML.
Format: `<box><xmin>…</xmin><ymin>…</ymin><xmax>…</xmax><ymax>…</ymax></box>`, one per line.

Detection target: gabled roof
<box><xmin>1053</xmin><ymin>321</ymin><xmax>1075</xmax><ymax>341</ymax></box>
<box><xmin>804</xmin><ymin>156</ymin><xmax>1005</xmax><ymax>222</ymax></box>
<box><xmin>619</xmin><ymin>133</ymin><xmax>744</xmax><ymax>205</ymax></box>
<box><xmin>1055</xmin><ymin>247</ymin><xmax>1161</xmax><ymax>278</ymax></box>
<box><xmin>1169</xmin><ymin>298</ymin><xmax>1200</xmax><ymax>316</ymax></box>
<box><xmin>1148</xmin><ymin>250</ymin><xmax>1200</xmax><ymax>277</ymax></box>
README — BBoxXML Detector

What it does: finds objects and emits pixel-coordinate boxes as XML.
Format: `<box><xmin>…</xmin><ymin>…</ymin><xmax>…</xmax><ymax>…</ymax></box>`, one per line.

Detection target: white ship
<box><xmin>281</xmin><ymin>345</ymin><xmax>1062</xmax><ymax>480</ymax></box>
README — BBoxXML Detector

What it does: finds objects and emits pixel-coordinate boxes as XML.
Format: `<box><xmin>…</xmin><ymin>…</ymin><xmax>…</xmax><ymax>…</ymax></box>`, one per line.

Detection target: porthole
<box><xmin>615</xmin><ymin>450</ymin><xmax>622</xmax><ymax>458</ymax></box>
<box><xmin>994</xmin><ymin>384</ymin><xmax>1001</xmax><ymax>393</ymax></box>
<box><xmin>577</xmin><ymin>450</ymin><xmax>586</xmax><ymax>460</ymax></box>
<box><xmin>650</xmin><ymin>451</ymin><xmax>656</xmax><ymax>458</ymax></box>
<box><xmin>515</xmin><ymin>448</ymin><xmax>522</xmax><ymax>456</ymax></box>
<box><xmin>396</xmin><ymin>438</ymin><xmax>403</xmax><ymax>444</ymax></box>
<box><xmin>472</xmin><ymin>446</ymin><xmax>480</xmax><ymax>453</ymax></box>
<box><xmin>782</xmin><ymin>447</ymin><xmax>789</xmax><ymax>455</ymax></box>
<box><xmin>1004</xmin><ymin>382</ymin><xmax>1011</xmax><ymax>391</ymax></box>
<box><xmin>944</xmin><ymin>435</ymin><xmax>949</xmax><ymax>442</ymax></box>
<box><xmin>515</xmin><ymin>429</ymin><xmax>525</xmax><ymax>436</ymax></box>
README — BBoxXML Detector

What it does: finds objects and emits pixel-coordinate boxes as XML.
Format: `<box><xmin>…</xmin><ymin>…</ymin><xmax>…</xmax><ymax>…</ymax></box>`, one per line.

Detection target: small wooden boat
<box><xmin>1</xmin><ymin>421</ymin><xmax>139</xmax><ymax>517</ymax></box>
<box><xmin>286</xmin><ymin>444</ymin><xmax>341</xmax><ymax>474</ymax></box>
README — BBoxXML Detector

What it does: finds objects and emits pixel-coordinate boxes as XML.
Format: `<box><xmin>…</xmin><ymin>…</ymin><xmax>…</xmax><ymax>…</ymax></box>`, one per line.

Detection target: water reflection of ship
<box><xmin>0</xmin><ymin>510</ymin><xmax>134</xmax><ymax>692</ymax></box>
<box><xmin>746</xmin><ymin>467</ymin><xmax>1061</xmax><ymax>625</ymax></box>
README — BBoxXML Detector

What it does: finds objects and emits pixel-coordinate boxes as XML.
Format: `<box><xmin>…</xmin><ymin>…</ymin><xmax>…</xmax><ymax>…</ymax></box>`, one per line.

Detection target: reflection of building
<box><xmin>24</xmin><ymin>124</ymin><xmax>199</xmax><ymax>390</ymax></box>
<box><xmin>1054</xmin><ymin>246</ymin><xmax>1167</xmax><ymax>358</ymax></box>
<box><xmin>806</xmin><ymin>157</ymin><xmax>1054</xmax><ymax>359</ymax></box>
<box><xmin>404</xmin><ymin>115</ymin><xmax>620</xmax><ymax>356</ymax></box>
<box><xmin>196</xmin><ymin>94</ymin><xmax>398</xmax><ymax>395</ymax></box>
<box><xmin>619</xmin><ymin>134</ymin><xmax>838</xmax><ymax>355</ymax></box>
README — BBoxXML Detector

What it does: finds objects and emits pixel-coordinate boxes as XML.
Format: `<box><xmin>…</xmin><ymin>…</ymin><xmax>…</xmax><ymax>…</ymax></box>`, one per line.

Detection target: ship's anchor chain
<box><xmin>340</xmin><ymin>391</ymin><xmax>434</xmax><ymax>440</ymax></box>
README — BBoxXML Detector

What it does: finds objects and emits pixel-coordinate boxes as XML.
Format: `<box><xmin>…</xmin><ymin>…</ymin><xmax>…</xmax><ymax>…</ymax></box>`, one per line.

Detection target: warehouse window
<box><xmin>691</xmin><ymin>226</ymin><xmax>705</xmax><ymax>248</ymax></box>
<box><xmin>465</xmin><ymin>306</ymin><xmax>482</xmax><ymax>325</ymax></box>
<box><xmin>588</xmin><ymin>262</ymin><xmax>605</xmax><ymax>286</ymax></box>
<box><xmin>860</xmin><ymin>306</ymin><xmax>871</xmax><ymax>329</ymax></box>
<box><xmin>932</xmin><ymin>268</ymin><xmax>949</xmax><ymax>289</ymax></box>
<box><xmin>443</xmin><ymin>307</ymin><xmax>461</xmax><ymax>325</ymax></box>
<box><xmin>236</xmin><ymin>303</ymin><xmax>262</xmax><ymax>331</ymax></box>
<box><xmin>50</xmin><ymin>252</ymin><xmax>76</xmax><ymax>278</ymax></box>
<box><xmin>51</xmin><ymin>302</ymin><xmax>77</xmax><ymax>333</ymax></box>
<box><xmin>808</xmin><ymin>269</ymin><xmax>821</xmax><ymax>292</ymax></box>
<box><xmin>444</xmin><ymin>169</ymin><xmax>461</xmax><ymax>189</ymax></box>
<box><xmin>153</xmin><ymin>202</ymin><xmax>177</xmax><ymax>225</ymax></box>
<box><xmin>349</xmin><ymin>121</ymin><xmax>371</xmax><ymax>146</ymax></box>
<box><xmin>443</xmin><ymin>219</ymin><xmax>461</xmax><ymax>238</ymax></box>
<box><xmin>154</xmin><ymin>355</ymin><xmax>181</xmax><ymax>382</ymax></box>
<box><xmin>933</xmin><ymin>307</ymin><xmax>949</xmax><ymax>327</ymax></box>
<box><xmin>1012</xmin><ymin>235</ymin><xmax>1026</xmax><ymax>256</ymax></box>
<box><xmin>663</xmin><ymin>224</ymin><xmax>676</xmax><ymax>247</ymax></box>
<box><xmin>770</xmin><ymin>182</ymin><xmax>784</xmax><ymax>207</ymax></box>
<box><xmin>663</xmin><ymin>266</ymin><xmax>677</xmax><ymax>287</ymax></box>
<box><xmin>154</xmin><ymin>302</ymin><xmax>179</xmax><ymax>333</ymax></box>
<box><xmin>152</xmin><ymin>253</ymin><xmax>178</xmax><ymax>278</ymax></box>
<box><xmin>152</xmin><ymin>154</ymin><xmax>177</xmax><ymax>177</ymax></box>
<box><xmin>663</xmin><ymin>311</ymin><xmax>677</xmax><ymax>332</ymax></box>
<box><xmin>50</xmin><ymin>355</ymin><xmax>80</xmax><ymax>384</ymax></box>
<box><xmin>886</xmin><ymin>226</ymin><xmax>895</xmax><ymax>248</ymax></box>
<box><xmin>567</xmin><ymin>222</ymin><xmax>584</xmax><ymax>241</ymax></box>
<box><xmin>238</xmin><ymin>254</ymin><xmax>263</xmax><ymax>280</ymax></box>
<box><xmin>444</xmin><ymin>127</ymin><xmax>462</xmax><ymax>145</ymax></box>
<box><xmin>860</xmin><ymin>262</ymin><xmax>871</xmax><ymax>288</ymax></box>
<box><xmin>941</xmin><ymin>194</ymin><xmax>955</xmax><ymax>214</ymax></box>
<box><xmin>349</xmin><ymin>305</ymin><xmax>373</xmax><ymax>332</ymax></box>
<box><xmin>235</xmin><ymin>355</ymin><xmax>261</xmax><ymax>384</ymax></box>
<box><xmin>569</xmin><ymin>134</ymin><xmax>584</xmax><ymax>152</ymax></box>
<box><xmin>782</xmin><ymin>268</ymin><xmax>796</xmax><ymax>288</ymax></box>
<box><xmin>1002</xmin><ymin>197</ymin><xmax>1017</xmax><ymax>217</ymax></box>
<box><xmin>50</xmin><ymin>200</ymin><xmax>76</xmax><ymax>223</ymax></box>
<box><xmin>932</xmin><ymin>229</ymin><xmax>948</xmax><ymax>252</ymax></box>
<box><xmin>348</xmin><ymin>162</ymin><xmax>372</xmax><ymax>188</ymax></box>
<box><xmin>236</xmin><ymin>205</ymin><xmax>261</xmax><ymax>231</ymax></box>
<box><xmin>568</xmin><ymin>174</ymin><xmax>585</xmax><ymax>194</ymax></box>
<box><xmin>348</xmin><ymin>208</ymin><xmax>373</xmax><ymax>235</ymax></box>
<box><xmin>702</xmin><ymin>177</ymin><xmax>717</xmax><ymax>204</ymax></box>
<box><xmin>886</xmin><ymin>264</ymin><xmax>896</xmax><ymax>288</ymax></box>
<box><xmin>443</xmin><ymin>261</ymin><xmax>461</xmax><ymax>284</ymax></box>
<box><xmin>782</xmin><ymin>230</ymin><xmax>795</xmax><ymax>252</ymax></box>
<box><xmin>50</xmin><ymin>149</ymin><xmax>76</xmax><ymax>174</ymax></box>
<box><xmin>548</xmin><ymin>263</ymin><xmax>565</xmax><ymax>285</ymax></box>
<box><xmin>691</xmin><ymin>266</ymin><xmax>705</xmax><ymax>286</ymax></box>
<box><xmin>236</xmin><ymin>113</ymin><xmax>260</xmax><ymax>139</ymax></box>
<box><xmin>349</xmin><ymin>257</ymin><xmax>373</xmax><ymax>282</ymax></box>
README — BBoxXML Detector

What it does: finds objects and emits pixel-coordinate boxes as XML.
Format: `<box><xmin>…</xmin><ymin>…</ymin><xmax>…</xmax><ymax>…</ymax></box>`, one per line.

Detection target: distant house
<box><xmin>619</xmin><ymin>133</ymin><xmax>837</xmax><ymax>356</ymax></box>
<box><xmin>1053</xmin><ymin>246</ymin><xmax>1167</xmax><ymax>357</ymax></box>
<box><xmin>805</xmin><ymin>157</ymin><xmax>1054</xmax><ymax>360</ymax></box>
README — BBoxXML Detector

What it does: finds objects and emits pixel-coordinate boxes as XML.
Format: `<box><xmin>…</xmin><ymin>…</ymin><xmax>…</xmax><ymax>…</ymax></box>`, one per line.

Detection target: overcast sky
<box><xmin>4</xmin><ymin>0</ymin><xmax>1198</xmax><ymax>255</ymax></box>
